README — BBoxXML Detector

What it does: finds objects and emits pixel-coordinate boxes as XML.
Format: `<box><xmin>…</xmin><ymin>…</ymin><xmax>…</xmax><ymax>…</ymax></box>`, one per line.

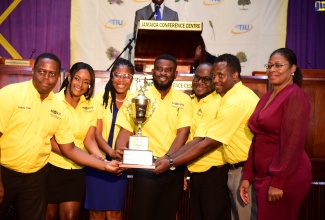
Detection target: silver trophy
<box><xmin>121</xmin><ymin>76</ymin><xmax>156</xmax><ymax>169</ymax></box>
<box><xmin>127</xmin><ymin>77</ymin><xmax>156</xmax><ymax>137</ymax></box>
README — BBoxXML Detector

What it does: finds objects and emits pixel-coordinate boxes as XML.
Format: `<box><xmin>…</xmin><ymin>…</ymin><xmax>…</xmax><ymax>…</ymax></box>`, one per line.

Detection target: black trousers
<box><xmin>190</xmin><ymin>165</ymin><xmax>231</xmax><ymax>220</ymax></box>
<box><xmin>0</xmin><ymin>164</ymin><xmax>50</xmax><ymax>220</ymax></box>
<box><xmin>131</xmin><ymin>166</ymin><xmax>185</xmax><ymax>220</ymax></box>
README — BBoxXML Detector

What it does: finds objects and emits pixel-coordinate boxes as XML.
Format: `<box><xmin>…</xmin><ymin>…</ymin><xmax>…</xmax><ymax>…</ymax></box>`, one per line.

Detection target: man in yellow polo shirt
<box><xmin>183</xmin><ymin>63</ymin><xmax>231</xmax><ymax>220</ymax></box>
<box><xmin>0</xmin><ymin>53</ymin><xmax>120</xmax><ymax>220</ymax></box>
<box><xmin>115</xmin><ymin>54</ymin><xmax>192</xmax><ymax>220</ymax></box>
<box><xmin>155</xmin><ymin>54</ymin><xmax>259</xmax><ymax>220</ymax></box>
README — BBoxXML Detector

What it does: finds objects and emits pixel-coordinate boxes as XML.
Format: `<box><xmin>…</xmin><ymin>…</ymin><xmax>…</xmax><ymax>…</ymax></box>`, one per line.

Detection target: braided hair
<box><xmin>60</xmin><ymin>62</ymin><xmax>96</xmax><ymax>100</ymax></box>
<box><xmin>103</xmin><ymin>58</ymin><xmax>135</xmax><ymax>112</ymax></box>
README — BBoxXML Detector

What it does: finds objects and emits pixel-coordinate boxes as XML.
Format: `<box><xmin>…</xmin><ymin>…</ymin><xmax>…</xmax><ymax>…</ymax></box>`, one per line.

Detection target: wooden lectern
<box><xmin>134</xmin><ymin>20</ymin><xmax>203</xmax><ymax>73</ymax></box>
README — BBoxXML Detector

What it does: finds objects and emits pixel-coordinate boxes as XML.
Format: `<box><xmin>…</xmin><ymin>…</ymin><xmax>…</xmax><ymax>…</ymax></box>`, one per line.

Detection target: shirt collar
<box><xmin>29</xmin><ymin>79</ymin><xmax>54</xmax><ymax>100</ymax></box>
<box><xmin>58</xmin><ymin>89</ymin><xmax>87</xmax><ymax>106</ymax></box>
<box><xmin>149</xmin><ymin>85</ymin><xmax>173</xmax><ymax>99</ymax></box>
<box><xmin>192</xmin><ymin>91</ymin><xmax>219</xmax><ymax>104</ymax></box>
<box><xmin>222</xmin><ymin>81</ymin><xmax>243</xmax><ymax>100</ymax></box>
<box><xmin>150</xmin><ymin>2</ymin><xmax>164</xmax><ymax>12</ymax></box>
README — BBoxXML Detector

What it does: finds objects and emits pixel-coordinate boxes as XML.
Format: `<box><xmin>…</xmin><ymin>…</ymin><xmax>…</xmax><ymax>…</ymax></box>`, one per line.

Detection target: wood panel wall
<box><xmin>0</xmin><ymin>65</ymin><xmax>63</xmax><ymax>91</ymax></box>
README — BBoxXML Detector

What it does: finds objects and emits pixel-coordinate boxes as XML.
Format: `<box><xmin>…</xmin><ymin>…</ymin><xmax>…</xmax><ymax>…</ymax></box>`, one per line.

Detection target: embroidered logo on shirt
<box><xmin>82</xmin><ymin>106</ymin><xmax>94</xmax><ymax>112</ymax></box>
<box><xmin>50</xmin><ymin>109</ymin><xmax>62</xmax><ymax>119</ymax></box>
<box><xmin>172</xmin><ymin>102</ymin><xmax>184</xmax><ymax>109</ymax></box>
<box><xmin>18</xmin><ymin>106</ymin><xmax>31</xmax><ymax>110</ymax></box>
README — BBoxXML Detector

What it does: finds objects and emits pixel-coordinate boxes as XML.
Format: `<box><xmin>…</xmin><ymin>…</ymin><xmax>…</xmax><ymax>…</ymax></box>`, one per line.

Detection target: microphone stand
<box><xmin>106</xmin><ymin>5</ymin><xmax>160</xmax><ymax>71</ymax></box>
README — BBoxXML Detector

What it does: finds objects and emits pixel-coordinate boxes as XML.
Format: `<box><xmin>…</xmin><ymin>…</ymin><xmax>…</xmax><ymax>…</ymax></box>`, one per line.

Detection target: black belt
<box><xmin>227</xmin><ymin>161</ymin><xmax>245</xmax><ymax>170</ymax></box>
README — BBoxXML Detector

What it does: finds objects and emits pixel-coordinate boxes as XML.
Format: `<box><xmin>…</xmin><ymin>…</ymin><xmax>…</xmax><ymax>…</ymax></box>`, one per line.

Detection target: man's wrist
<box><xmin>165</xmin><ymin>153</ymin><xmax>171</xmax><ymax>158</ymax></box>
<box><xmin>169</xmin><ymin>158</ymin><xmax>176</xmax><ymax>170</ymax></box>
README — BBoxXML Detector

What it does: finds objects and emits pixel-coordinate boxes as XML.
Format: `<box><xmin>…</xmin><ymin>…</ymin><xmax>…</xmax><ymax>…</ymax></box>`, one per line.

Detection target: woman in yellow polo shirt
<box><xmin>84</xmin><ymin>58</ymin><xmax>134</xmax><ymax>220</ymax></box>
<box><xmin>46</xmin><ymin>62</ymin><xmax>104</xmax><ymax>220</ymax></box>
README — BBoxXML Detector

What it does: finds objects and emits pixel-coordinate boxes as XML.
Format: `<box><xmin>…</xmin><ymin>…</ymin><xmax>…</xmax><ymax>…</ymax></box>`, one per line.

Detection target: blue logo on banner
<box><xmin>231</xmin><ymin>24</ymin><xmax>253</xmax><ymax>34</ymax></box>
<box><xmin>203</xmin><ymin>0</ymin><xmax>224</xmax><ymax>5</ymax></box>
<box><xmin>315</xmin><ymin>1</ymin><xmax>325</xmax><ymax>11</ymax></box>
<box><xmin>105</xmin><ymin>19</ymin><xmax>126</xmax><ymax>29</ymax></box>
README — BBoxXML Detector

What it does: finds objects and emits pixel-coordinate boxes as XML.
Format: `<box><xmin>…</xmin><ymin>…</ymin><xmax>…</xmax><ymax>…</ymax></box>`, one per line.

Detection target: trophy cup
<box><xmin>120</xmin><ymin>76</ymin><xmax>156</xmax><ymax>169</ymax></box>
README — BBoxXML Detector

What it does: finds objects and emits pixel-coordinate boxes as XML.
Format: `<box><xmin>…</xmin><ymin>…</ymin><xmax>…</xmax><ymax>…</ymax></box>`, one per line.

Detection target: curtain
<box><xmin>0</xmin><ymin>0</ymin><xmax>71</xmax><ymax>70</ymax></box>
<box><xmin>286</xmin><ymin>0</ymin><xmax>325</xmax><ymax>69</ymax></box>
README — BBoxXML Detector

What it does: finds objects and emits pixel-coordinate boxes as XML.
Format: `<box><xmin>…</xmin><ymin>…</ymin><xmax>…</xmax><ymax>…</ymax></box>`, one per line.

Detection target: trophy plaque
<box><xmin>120</xmin><ymin>77</ymin><xmax>156</xmax><ymax>169</ymax></box>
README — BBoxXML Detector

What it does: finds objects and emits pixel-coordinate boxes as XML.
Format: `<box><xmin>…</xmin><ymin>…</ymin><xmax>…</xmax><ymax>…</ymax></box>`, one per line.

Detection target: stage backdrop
<box><xmin>71</xmin><ymin>0</ymin><xmax>288</xmax><ymax>75</ymax></box>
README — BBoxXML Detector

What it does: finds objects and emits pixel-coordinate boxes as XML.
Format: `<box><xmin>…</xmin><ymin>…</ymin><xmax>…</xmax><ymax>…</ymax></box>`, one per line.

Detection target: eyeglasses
<box><xmin>113</xmin><ymin>72</ymin><xmax>133</xmax><ymax>80</ymax></box>
<box><xmin>193</xmin><ymin>74</ymin><xmax>212</xmax><ymax>84</ymax></box>
<box><xmin>265</xmin><ymin>63</ymin><xmax>289</xmax><ymax>70</ymax></box>
<box><xmin>154</xmin><ymin>67</ymin><xmax>174</xmax><ymax>74</ymax></box>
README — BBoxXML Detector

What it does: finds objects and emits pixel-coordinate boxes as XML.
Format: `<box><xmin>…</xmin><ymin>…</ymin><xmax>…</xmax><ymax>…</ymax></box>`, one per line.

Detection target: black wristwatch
<box><xmin>169</xmin><ymin>158</ymin><xmax>176</xmax><ymax>170</ymax></box>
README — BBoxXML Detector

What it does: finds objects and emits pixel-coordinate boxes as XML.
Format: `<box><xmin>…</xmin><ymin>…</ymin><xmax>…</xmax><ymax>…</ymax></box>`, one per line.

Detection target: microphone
<box><xmin>29</xmin><ymin>49</ymin><xmax>35</xmax><ymax>59</ymax></box>
<box><xmin>307</xmin><ymin>59</ymin><xmax>314</xmax><ymax>69</ymax></box>
<box><xmin>148</xmin><ymin>4</ymin><xmax>160</xmax><ymax>20</ymax></box>
<box><xmin>155</xmin><ymin>4</ymin><xmax>160</xmax><ymax>13</ymax></box>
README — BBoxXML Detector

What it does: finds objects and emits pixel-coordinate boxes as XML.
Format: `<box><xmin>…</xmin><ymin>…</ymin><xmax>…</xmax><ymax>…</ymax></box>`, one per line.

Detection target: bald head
<box><xmin>192</xmin><ymin>63</ymin><xmax>214</xmax><ymax>100</ymax></box>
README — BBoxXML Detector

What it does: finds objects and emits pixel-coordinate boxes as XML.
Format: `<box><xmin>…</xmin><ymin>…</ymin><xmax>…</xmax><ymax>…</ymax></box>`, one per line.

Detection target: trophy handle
<box><xmin>147</xmin><ymin>99</ymin><xmax>156</xmax><ymax>118</ymax></box>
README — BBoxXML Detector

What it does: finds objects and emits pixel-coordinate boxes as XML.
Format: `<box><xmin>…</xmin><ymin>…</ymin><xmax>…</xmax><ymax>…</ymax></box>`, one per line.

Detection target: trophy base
<box><xmin>120</xmin><ymin>149</ymin><xmax>155</xmax><ymax>169</ymax></box>
<box><xmin>119</xmin><ymin>164</ymin><xmax>155</xmax><ymax>169</ymax></box>
<box><xmin>129</xmin><ymin>136</ymin><xmax>149</xmax><ymax>150</ymax></box>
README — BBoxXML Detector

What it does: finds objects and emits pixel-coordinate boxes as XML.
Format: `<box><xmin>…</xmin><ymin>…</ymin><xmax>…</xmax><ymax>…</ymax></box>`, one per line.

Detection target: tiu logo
<box><xmin>203</xmin><ymin>0</ymin><xmax>224</xmax><ymax>6</ymax></box>
<box><xmin>231</xmin><ymin>24</ymin><xmax>253</xmax><ymax>34</ymax></box>
<box><xmin>105</xmin><ymin>19</ymin><xmax>126</xmax><ymax>29</ymax></box>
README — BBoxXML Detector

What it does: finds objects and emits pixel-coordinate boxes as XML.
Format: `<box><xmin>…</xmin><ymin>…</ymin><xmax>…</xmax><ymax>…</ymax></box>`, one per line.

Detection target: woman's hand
<box><xmin>268</xmin><ymin>186</ymin><xmax>283</xmax><ymax>202</ymax></box>
<box><xmin>104</xmin><ymin>160</ymin><xmax>125</xmax><ymax>175</ymax></box>
<box><xmin>239</xmin><ymin>180</ymin><xmax>251</xmax><ymax>205</ymax></box>
<box><xmin>109</xmin><ymin>147</ymin><xmax>127</xmax><ymax>161</ymax></box>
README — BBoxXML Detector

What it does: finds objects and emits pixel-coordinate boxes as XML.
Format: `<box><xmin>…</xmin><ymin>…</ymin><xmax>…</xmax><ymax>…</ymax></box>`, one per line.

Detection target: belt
<box><xmin>227</xmin><ymin>161</ymin><xmax>245</xmax><ymax>170</ymax></box>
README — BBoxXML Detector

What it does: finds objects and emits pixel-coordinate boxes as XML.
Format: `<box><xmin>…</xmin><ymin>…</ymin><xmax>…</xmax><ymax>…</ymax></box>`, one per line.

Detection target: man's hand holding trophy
<box><xmin>119</xmin><ymin>76</ymin><xmax>156</xmax><ymax>169</ymax></box>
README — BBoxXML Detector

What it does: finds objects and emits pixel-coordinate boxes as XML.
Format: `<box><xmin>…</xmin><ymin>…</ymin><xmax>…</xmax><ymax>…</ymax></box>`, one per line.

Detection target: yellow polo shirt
<box><xmin>116</xmin><ymin>86</ymin><xmax>192</xmax><ymax>157</ymax></box>
<box><xmin>0</xmin><ymin>80</ymin><xmax>74</xmax><ymax>173</ymax></box>
<box><xmin>187</xmin><ymin>92</ymin><xmax>225</xmax><ymax>173</ymax></box>
<box><xmin>48</xmin><ymin>90</ymin><xmax>97</xmax><ymax>169</ymax></box>
<box><xmin>94</xmin><ymin>91</ymin><xmax>128</xmax><ymax>150</ymax></box>
<box><xmin>206</xmin><ymin>82</ymin><xmax>259</xmax><ymax>164</ymax></box>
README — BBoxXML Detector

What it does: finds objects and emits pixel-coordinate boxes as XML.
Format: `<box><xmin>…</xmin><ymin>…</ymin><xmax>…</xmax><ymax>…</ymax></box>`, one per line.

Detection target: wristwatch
<box><xmin>169</xmin><ymin>158</ymin><xmax>176</xmax><ymax>170</ymax></box>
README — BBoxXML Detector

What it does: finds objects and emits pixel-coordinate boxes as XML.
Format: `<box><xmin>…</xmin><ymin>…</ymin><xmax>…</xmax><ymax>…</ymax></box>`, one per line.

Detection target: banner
<box><xmin>71</xmin><ymin>0</ymin><xmax>288</xmax><ymax>75</ymax></box>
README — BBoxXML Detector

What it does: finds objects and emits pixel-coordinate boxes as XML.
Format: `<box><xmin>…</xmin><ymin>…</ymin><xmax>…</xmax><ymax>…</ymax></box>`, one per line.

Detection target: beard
<box><xmin>153</xmin><ymin>78</ymin><xmax>174</xmax><ymax>91</ymax></box>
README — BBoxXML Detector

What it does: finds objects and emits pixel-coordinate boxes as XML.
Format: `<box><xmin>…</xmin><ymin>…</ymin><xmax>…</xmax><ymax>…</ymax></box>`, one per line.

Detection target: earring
<box><xmin>291</xmin><ymin>72</ymin><xmax>294</xmax><ymax>76</ymax></box>
<box><xmin>88</xmin><ymin>85</ymin><xmax>91</xmax><ymax>89</ymax></box>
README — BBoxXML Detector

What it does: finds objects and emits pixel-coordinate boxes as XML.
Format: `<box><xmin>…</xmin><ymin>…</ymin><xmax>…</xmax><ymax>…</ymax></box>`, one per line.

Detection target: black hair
<box><xmin>34</xmin><ymin>52</ymin><xmax>61</xmax><ymax>71</ymax></box>
<box><xmin>60</xmin><ymin>62</ymin><xmax>95</xmax><ymax>100</ymax></box>
<box><xmin>154</xmin><ymin>54</ymin><xmax>177</xmax><ymax>69</ymax></box>
<box><xmin>269</xmin><ymin>48</ymin><xmax>303</xmax><ymax>87</ymax></box>
<box><xmin>196</xmin><ymin>35</ymin><xmax>207</xmax><ymax>64</ymax></box>
<box><xmin>214</xmin><ymin>53</ymin><xmax>241</xmax><ymax>79</ymax></box>
<box><xmin>103</xmin><ymin>58</ymin><xmax>135</xmax><ymax>111</ymax></box>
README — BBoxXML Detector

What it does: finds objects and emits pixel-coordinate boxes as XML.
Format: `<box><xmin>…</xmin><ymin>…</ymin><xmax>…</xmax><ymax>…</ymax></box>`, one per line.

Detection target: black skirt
<box><xmin>47</xmin><ymin>164</ymin><xmax>86</xmax><ymax>203</ymax></box>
